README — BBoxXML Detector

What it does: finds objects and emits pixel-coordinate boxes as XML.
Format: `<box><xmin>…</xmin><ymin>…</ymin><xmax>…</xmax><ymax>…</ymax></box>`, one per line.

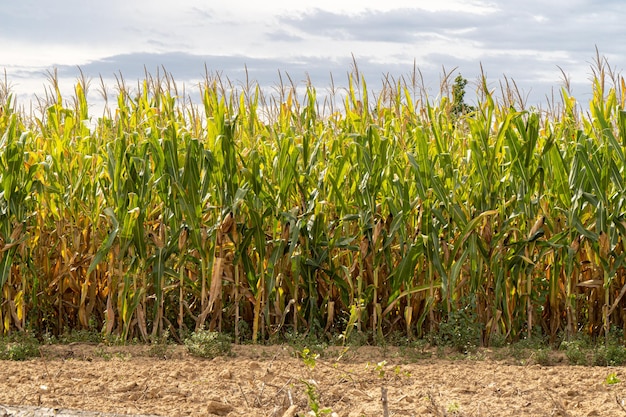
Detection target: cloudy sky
<box><xmin>1</xmin><ymin>0</ymin><xmax>624</xmax><ymax>114</ymax></box>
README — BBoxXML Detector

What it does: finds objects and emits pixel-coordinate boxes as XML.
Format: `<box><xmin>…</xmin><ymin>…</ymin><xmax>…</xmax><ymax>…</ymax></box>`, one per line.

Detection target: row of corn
<box><xmin>1</xmin><ymin>61</ymin><xmax>626</xmax><ymax>344</ymax></box>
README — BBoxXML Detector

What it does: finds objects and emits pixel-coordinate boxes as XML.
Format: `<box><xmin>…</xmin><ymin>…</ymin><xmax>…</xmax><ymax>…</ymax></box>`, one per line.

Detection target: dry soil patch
<box><xmin>0</xmin><ymin>344</ymin><xmax>624</xmax><ymax>416</ymax></box>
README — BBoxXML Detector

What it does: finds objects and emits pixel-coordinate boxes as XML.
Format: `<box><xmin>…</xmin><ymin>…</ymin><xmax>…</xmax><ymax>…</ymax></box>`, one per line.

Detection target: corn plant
<box><xmin>0</xmin><ymin>58</ymin><xmax>626</xmax><ymax>346</ymax></box>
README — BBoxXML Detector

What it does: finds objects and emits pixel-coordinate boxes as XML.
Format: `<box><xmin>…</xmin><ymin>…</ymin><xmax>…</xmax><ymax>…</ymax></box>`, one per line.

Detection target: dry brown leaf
<box><xmin>577</xmin><ymin>279</ymin><xmax>603</xmax><ymax>288</ymax></box>
<box><xmin>599</xmin><ymin>231</ymin><xmax>610</xmax><ymax>259</ymax></box>
<box><xmin>220</xmin><ymin>212</ymin><xmax>235</xmax><ymax>235</ymax></box>
<box><xmin>528</xmin><ymin>215</ymin><xmax>545</xmax><ymax>241</ymax></box>
<box><xmin>136</xmin><ymin>303</ymin><xmax>149</xmax><ymax>341</ymax></box>
<box><xmin>105</xmin><ymin>296</ymin><xmax>115</xmax><ymax>335</ymax></box>
<box><xmin>207</xmin><ymin>257</ymin><xmax>224</xmax><ymax>315</ymax></box>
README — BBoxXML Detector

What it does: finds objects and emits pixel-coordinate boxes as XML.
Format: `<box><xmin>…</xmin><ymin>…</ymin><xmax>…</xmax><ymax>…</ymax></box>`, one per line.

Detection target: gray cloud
<box><xmin>2</xmin><ymin>0</ymin><xmax>624</xmax><ymax>112</ymax></box>
<box><xmin>274</xmin><ymin>4</ymin><xmax>626</xmax><ymax>59</ymax></box>
<box><xmin>1</xmin><ymin>2</ymin><xmax>126</xmax><ymax>44</ymax></box>
<box><xmin>265</xmin><ymin>29</ymin><xmax>305</xmax><ymax>43</ymax></box>
<box><xmin>43</xmin><ymin>51</ymin><xmax>557</xmax><ymax>107</ymax></box>
<box><xmin>276</xmin><ymin>8</ymin><xmax>484</xmax><ymax>43</ymax></box>
<box><xmin>53</xmin><ymin>52</ymin><xmax>410</xmax><ymax>88</ymax></box>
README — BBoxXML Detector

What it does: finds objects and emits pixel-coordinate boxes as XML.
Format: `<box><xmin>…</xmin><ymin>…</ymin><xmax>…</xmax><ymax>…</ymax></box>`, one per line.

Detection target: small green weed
<box><xmin>94</xmin><ymin>347</ymin><xmax>112</xmax><ymax>361</ymax></box>
<box><xmin>447</xmin><ymin>401</ymin><xmax>461</xmax><ymax>414</ymax></box>
<box><xmin>299</xmin><ymin>347</ymin><xmax>320</xmax><ymax>370</ymax></box>
<box><xmin>148</xmin><ymin>330</ymin><xmax>173</xmax><ymax>358</ymax></box>
<box><xmin>488</xmin><ymin>331</ymin><xmax>507</xmax><ymax>348</ymax></box>
<box><xmin>394</xmin><ymin>365</ymin><xmax>411</xmax><ymax>378</ymax></box>
<box><xmin>399</xmin><ymin>340</ymin><xmax>432</xmax><ymax>361</ymax></box>
<box><xmin>57</xmin><ymin>329</ymin><xmax>102</xmax><ymax>344</ymax></box>
<box><xmin>605</xmin><ymin>372</ymin><xmax>621</xmax><ymax>385</ymax></box>
<box><xmin>365</xmin><ymin>360</ymin><xmax>387</xmax><ymax>378</ymax></box>
<box><xmin>296</xmin><ymin>347</ymin><xmax>333</xmax><ymax>416</ymax></box>
<box><xmin>285</xmin><ymin>332</ymin><xmax>328</xmax><ymax>358</ymax></box>
<box><xmin>302</xmin><ymin>379</ymin><xmax>333</xmax><ymax>416</ymax></box>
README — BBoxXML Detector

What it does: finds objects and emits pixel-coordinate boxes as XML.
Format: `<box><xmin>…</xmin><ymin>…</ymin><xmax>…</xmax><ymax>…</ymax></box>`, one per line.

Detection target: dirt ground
<box><xmin>0</xmin><ymin>343</ymin><xmax>625</xmax><ymax>417</ymax></box>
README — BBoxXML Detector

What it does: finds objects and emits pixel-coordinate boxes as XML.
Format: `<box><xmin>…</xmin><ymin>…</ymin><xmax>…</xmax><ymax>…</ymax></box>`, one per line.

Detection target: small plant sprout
<box><xmin>375</xmin><ymin>360</ymin><xmax>387</xmax><ymax>378</ymax></box>
<box><xmin>365</xmin><ymin>360</ymin><xmax>388</xmax><ymax>378</ymax></box>
<box><xmin>447</xmin><ymin>401</ymin><xmax>461</xmax><ymax>414</ymax></box>
<box><xmin>300</xmin><ymin>347</ymin><xmax>320</xmax><ymax>370</ymax></box>
<box><xmin>302</xmin><ymin>379</ymin><xmax>332</xmax><ymax>416</ymax></box>
<box><xmin>605</xmin><ymin>372</ymin><xmax>621</xmax><ymax>385</ymax></box>
<box><xmin>394</xmin><ymin>365</ymin><xmax>411</xmax><ymax>378</ymax></box>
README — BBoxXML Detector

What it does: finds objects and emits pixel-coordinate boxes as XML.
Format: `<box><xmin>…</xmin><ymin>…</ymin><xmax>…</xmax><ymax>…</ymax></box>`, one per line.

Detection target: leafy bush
<box><xmin>593</xmin><ymin>344</ymin><xmax>626</xmax><ymax>366</ymax></box>
<box><xmin>435</xmin><ymin>305</ymin><xmax>483</xmax><ymax>353</ymax></box>
<box><xmin>532</xmin><ymin>348</ymin><xmax>551</xmax><ymax>366</ymax></box>
<box><xmin>184</xmin><ymin>330</ymin><xmax>231</xmax><ymax>359</ymax></box>
<box><xmin>562</xmin><ymin>340</ymin><xmax>588</xmax><ymax>366</ymax></box>
<box><xmin>0</xmin><ymin>333</ymin><xmax>40</xmax><ymax>360</ymax></box>
<box><xmin>148</xmin><ymin>330</ymin><xmax>173</xmax><ymax>358</ymax></box>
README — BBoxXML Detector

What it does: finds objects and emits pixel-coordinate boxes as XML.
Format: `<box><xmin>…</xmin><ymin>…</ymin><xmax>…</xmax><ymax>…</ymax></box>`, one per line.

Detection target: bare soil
<box><xmin>0</xmin><ymin>343</ymin><xmax>625</xmax><ymax>416</ymax></box>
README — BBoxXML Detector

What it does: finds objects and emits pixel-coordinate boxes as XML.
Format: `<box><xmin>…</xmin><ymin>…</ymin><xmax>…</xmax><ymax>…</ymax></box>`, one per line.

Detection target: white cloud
<box><xmin>0</xmin><ymin>0</ymin><xmax>624</xmax><ymax>111</ymax></box>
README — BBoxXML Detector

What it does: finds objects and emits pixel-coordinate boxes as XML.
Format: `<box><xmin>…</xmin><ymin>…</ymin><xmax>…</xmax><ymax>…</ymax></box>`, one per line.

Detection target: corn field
<box><xmin>2</xmin><ymin>58</ymin><xmax>626</xmax><ymax>345</ymax></box>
